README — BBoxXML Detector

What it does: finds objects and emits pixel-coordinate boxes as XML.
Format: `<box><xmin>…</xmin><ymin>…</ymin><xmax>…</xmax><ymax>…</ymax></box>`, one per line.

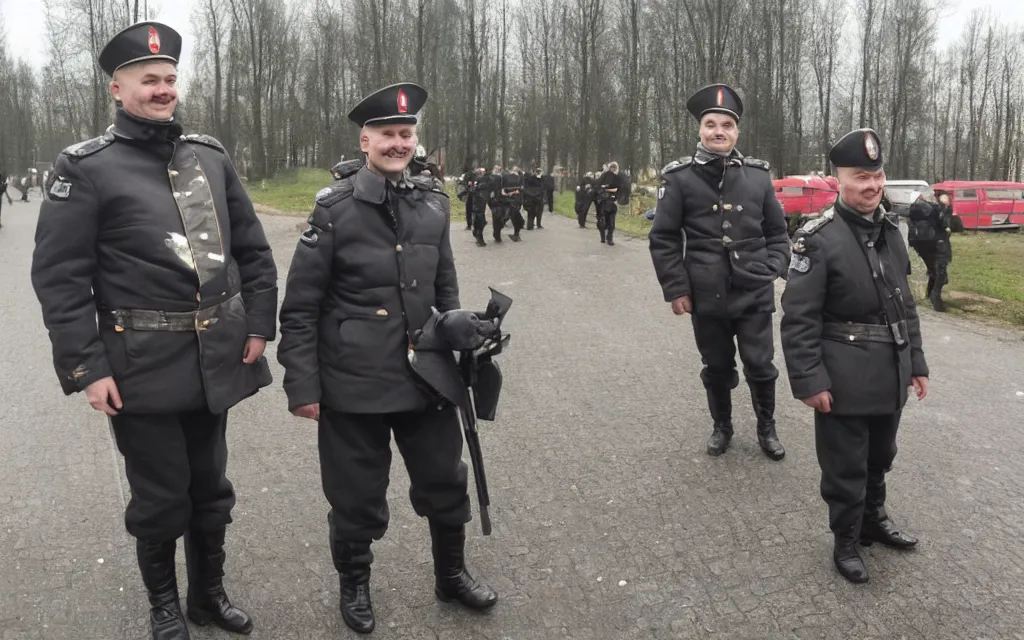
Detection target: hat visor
<box><xmin>360</xmin><ymin>114</ymin><xmax>419</xmax><ymax>127</ymax></box>
<box><xmin>106</xmin><ymin>55</ymin><xmax>179</xmax><ymax>76</ymax></box>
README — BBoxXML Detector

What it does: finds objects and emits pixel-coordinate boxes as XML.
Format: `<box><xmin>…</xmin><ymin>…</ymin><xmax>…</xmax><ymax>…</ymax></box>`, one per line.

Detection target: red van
<box><xmin>773</xmin><ymin>175</ymin><xmax>838</xmax><ymax>235</ymax></box>
<box><xmin>930</xmin><ymin>181</ymin><xmax>1024</xmax><ymax>230</ymax></box>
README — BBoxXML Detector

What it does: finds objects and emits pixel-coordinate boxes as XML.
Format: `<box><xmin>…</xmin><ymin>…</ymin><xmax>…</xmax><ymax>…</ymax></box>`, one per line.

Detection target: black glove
<box><xmin>436</xmin><ymin>310</ymin><xmax>499</xmax><ymax>350</ymax></box>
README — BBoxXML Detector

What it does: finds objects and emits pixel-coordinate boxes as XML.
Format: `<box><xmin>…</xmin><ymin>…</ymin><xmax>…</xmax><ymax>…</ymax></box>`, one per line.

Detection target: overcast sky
<box><xmin>2</xmin><ymin>0</ymin><xmax>1024</xmax><ymax>86</ymax></box>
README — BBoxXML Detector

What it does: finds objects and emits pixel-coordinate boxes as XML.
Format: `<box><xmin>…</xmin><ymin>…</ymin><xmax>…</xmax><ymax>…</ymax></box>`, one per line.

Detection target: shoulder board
<box><xmin>62</xmin><ymin>134</ymin><xmax>115</xmax><ymax>159</ymax></box>
<box><xmin>180</xmin><ymin>133</ymin><xmax>225</xmax><ymax>152</ymax></box>
<box><xmin>743</xmin><ymin>157</ymin><xmax>771</xmax><ymax>171</ymax></box>
<box><xmin>409</xmin><ymin>174</ymin><xmax>448</xmax><ymax>196</ymax></box>
<box><xmin>330</xmin><ymin>158</ymin><xmax>364</xmax><ymax>180</ymax></box>
<box><xmin>800</xmin><ymin>209</ymin><xmax>835</xmax><ymax>235</ymax></box>
<box><xmin>306</xmin><ymin>205</ymin><xmax>334</xmax><ymax>233</ymax></box>
<box><xmin>314</xmin><ymin>183</ymin><xmax>354</xmax><ymax>208</ymax></box>
<box><xmin>662</xmin><ymin>157</ymin><xmax>693</xmax><ymax>175</ymax></box>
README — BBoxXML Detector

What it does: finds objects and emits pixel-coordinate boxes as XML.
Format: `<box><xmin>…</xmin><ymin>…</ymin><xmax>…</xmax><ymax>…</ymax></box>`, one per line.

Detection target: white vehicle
<box><xmin>885</xmin><ymin>179</ymin><xmax>931</xmax><ymax>216</ymax></box>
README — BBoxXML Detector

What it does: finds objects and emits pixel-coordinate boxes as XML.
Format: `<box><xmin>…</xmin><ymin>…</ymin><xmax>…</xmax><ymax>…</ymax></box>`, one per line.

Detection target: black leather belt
<box><xmin>822</xmin><ymin>322</ymin><xmax>893</xmax><ymax>344</ymax></box>
<box><xmin>101</xmin><ymin>309</ymin><xmax>207</xmax><ymax>332</ymax></box>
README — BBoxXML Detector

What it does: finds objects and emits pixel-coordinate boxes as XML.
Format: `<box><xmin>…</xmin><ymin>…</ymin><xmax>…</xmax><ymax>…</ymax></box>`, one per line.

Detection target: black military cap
<box><xmin>829</xmin><ymin>128</ymin><xmax>884</xmax><ymax>170</ymax></box>
<box><xmin>98</xmin><ymin>21</ymin><xmax>182</xmax><ymax>76</ymax></box>
<box><xmin>686</xmin><ymin>83</ymin><xmax>744</xmax><ymax>122</ymax></box>
<box><xmin>347</xmin><ymin>83</ymin><xmax>428</xmax><ymax>127</ymax></box>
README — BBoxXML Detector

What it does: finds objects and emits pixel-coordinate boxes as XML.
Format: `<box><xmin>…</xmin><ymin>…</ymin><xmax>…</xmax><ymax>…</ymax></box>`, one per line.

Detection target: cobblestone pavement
<box><xmin>2</xmin><ymin>201</ymin><xmax>1024</xmax><ymax>640</ymax></box>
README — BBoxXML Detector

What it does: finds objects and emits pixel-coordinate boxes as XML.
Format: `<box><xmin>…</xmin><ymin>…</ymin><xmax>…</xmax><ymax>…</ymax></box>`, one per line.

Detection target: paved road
<box><xmin>2</xmin><ymin>199</ymin><xmax>1024</xmax><ymax>640</ymax></box>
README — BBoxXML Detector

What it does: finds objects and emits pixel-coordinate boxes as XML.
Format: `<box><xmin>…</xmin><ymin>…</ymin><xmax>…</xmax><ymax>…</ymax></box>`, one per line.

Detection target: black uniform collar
<box><xmin>836</xmin><ymin>199</ymin><xmax>884</xmax><ymax>230</ymax></box>
<box><xmin>111</xmin><ymin>106</ymin><xmax>183</xmax><ymax>142</ymax></box>
<box><xmin>352</xmin><ymin>165</ymin><xmax>414</xmax><ymax>204</ymax></box>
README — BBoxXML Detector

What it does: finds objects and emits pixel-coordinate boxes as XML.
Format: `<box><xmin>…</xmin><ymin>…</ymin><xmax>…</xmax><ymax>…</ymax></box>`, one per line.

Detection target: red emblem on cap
<box><xmin>397</xmin><ymin>89</ymin><xmax>409</xmax><ymax>114</ymax></box>
<box><xmin>148</xmin><ymin>26</ymin><xmax>161</xmax><ymax>54</ymax></box>
<box><xmin>717</xmin><ymin>88</ymin><xmax>724</xmax><ymax>106</ymax></box>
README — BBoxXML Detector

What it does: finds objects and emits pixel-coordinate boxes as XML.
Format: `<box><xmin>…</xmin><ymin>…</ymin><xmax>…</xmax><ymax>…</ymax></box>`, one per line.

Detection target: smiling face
<box><xmin>699</xmin><ymin>113</ymin><xmax>739</xmax><ymax>154</ymax></box>
<box><xmin>110</xmin><ymin>61</ymin><xmax>178</xmax><ymax>121</ymax></box>
<box><xmin>360</xmin><ymin>123</ymin><xmax>418</xmax><ymax>177</ymax></box>
<box><xmin>837</xmin><ymin>166</ymin><xmax>887</xmax><ymax>215</ymax></box>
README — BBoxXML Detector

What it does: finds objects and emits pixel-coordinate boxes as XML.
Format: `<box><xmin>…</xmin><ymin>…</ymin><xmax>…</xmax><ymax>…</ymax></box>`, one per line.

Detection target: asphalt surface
<box><xmin>2</xmin><ymin>198</ymin><xmax>1024</xmax><ymax>640</ymax></box>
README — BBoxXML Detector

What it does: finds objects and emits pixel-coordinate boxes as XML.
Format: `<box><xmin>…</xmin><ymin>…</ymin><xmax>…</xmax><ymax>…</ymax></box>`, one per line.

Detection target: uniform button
<box><xmin>722</xmin><ymin>221</ymin><xmax>732</xmax><ymax>230</ymax></box>
<box><xmin>400</xmin><ymin>283</ymin><xmax>406</xmax><ymax>290</ymax></box>
<box><xmin>867</xmin><ymin>241</ymin><xmax>874</xmax><ymax>248</ymax></box>
<box><xmin>849</xmin><ymin>335</ymin><xmax>856</xmax><ymax>341</ymax></box>
<box><xmin>872</xmin><ymin>271</ymin><xmax>878</xmax><ymax>279</ymax></box>
<box><xmin>712</xmin><ymin>204</ymin><xmax>719</xmax><ymax>211</ymax></box>
<box><xmin>201</xmin><ymin>319</ymin><xmax>211</xmax><ymax>328</ymax></box>
<box><xmin>196</xmin><ymin>293</ymin><xmax>202</xmax><ymax>302</ymax></box>
<box><xmin>396</xmin><ymin>244</ymin><xmax>403</xmax><ymax>252</ymax></box>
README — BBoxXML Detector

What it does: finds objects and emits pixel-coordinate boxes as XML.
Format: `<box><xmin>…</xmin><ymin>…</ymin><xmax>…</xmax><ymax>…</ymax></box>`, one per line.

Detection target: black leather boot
<box><xmin>184</xmin><ymin>528</ymin><xmax>253</xmax><ymax>634</ymax></box>
<box><xmin>930</xmin><ymin>284</ymin><xmax>946</xmax><ymax>312</ymax></box>
<box><xmin>861</xmin><ymin>482</ymin><xmax>918</xmax><ymax>549</ymax></box>
<box><xmin>833</xmin><ymin>534</ymin><xmax>868</xmax><ymax>583</ymax></box>
<box><xmin>925</xmin><ymin>276</ymin><xmax>935</xmax><ymax>298</ymax></box>
<box><xmin>429</xmin><ymin>521</ymin><xmax>498</xmax><ymax>610</ymax></box>
<box><xmin>137</xmin><ymin>539</ymin><xmax>191</xmax><ymax>640</ymax></box>
<box><xmin>511</xmin><ymin>231</ymin><xmax>522</xmax><ymax>242</ymax></box>
<box><xmin>606</xmin><ymin>230</ymin><xmax>615</xmax><ymax>246</ymax></box>
<box><xmin>705</xmin><ymin>385</ymin><xmax>733</xmax><ymax>456</ymax></box>
<box><xmin>749</xmin><ymin>380</ymin><xmax>785</xmax><ymax>461</ymax></box>
<box><xmin>331</xmin><ymin>537</ymin><xmax>375</xmax><ymax>634</ymax></box>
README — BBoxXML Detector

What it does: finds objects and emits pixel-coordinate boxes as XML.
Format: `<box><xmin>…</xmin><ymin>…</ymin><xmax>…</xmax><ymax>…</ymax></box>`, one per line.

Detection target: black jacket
<box><xmin>780</xmin><ymin>201</ymin><xmax>929</xmax><ymax>416</ymax></box>
<box><xmin>31</xmin><ymin>108</ymin><xmax>278</xmax><ymax>415</ymax></box>
<box><xmin>574</xmin><ymin>176</ymin><xmax>594</xmax><ymax>212</ymax></box>
<box><xmin>649</xmin><ymin>149</ymin><xmax>790</xmax><ymax>318</ymax></box>
<box><xmin>908</xmin><ymin>199</ymin><xmax>953</xmax><ymax>253</ymax></box>
<box><xmin>277</xmin><ymin>165</ymin><xmax>460</xmax><ymax>414</ymax></box>
<box><xmin>467</xmin><ymin>172</ymin><xmax>489</xmax><ymax>214</ymax></box>
<box><xmin>523</xmin><ymin>174</ymin><xmax>545</xmax><ymax>205</ymax></box>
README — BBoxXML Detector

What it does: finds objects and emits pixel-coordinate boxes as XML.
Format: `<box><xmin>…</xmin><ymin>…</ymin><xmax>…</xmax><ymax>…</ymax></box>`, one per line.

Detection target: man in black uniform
<box><xmin>458</xmin><ymin>164</ymin><xmax>476</xmax><ymax>230</ymax></box>
<box><xmin>277</xmin><ymin>82</ymin><xmax>497</xmax><ymax>635</ymax></box>
<box><xmin>781</xmin><ymin>128</ymin><xmax>928</xmax><ymax>584</ymax></box>
<box><xmin>523</xmin><ymin>166</ymin><xmax>545</xmax><ymax>230</ymax></box>
<box><xmin>486</xmin><ymin>164</ymin><xmax>507</xmax><ymax>243</ymax></box>
<box><xmin>574</xmin><ymin>172</ymin><xmax>594</xmax><ymax>228</ymax></box>
<box><xmin>0</xmin><ymin>171</ymin><xmax>12</xmax><ymax>228</ymax></box>
<box><xmin>908</xmin><ymin>192</ymin><xmax>954</xmax><ymax>312</ymax></box>
<box><xmin>595</xmin><ymin>161</ymin><xmax>622</xmax><ymax>246</ymax></box>
<box><xmin>543</xmin><ymin>170</ymin><xmax>556</xmax><ymax>214</ymax></box>
<box><xmin>30</xmin><ymin>21</ymin><xmax>276</xmax><ymax>640</ymax></box>
<box><xmin>468</xmin><ymin>166</ymin><xmax>489</xmax><ymax>246</ymax></box>
<box><xmin>502</xmin><ymin>166</ymin><xmax>525</xmax><ymax>241</ymax></box>
<box><xmin>649</xmin><ymin>83</ymin><xmax>790</xmax><ymax>461</ymax></box>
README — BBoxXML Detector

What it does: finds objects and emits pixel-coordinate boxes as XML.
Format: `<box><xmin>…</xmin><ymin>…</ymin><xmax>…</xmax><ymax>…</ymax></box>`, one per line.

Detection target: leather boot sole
<box><xmin>859</xmin><ymin>534</ymin><xmax>918</xmax><ymax>549</ymax></box>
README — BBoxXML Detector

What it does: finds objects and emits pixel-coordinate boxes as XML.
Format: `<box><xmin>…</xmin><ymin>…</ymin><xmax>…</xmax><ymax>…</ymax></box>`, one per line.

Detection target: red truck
<box><xmin>772</xmin><ymin>175</ymin><xmax>838</xmax><ymax>235</ymax></box>
<box><xmin>930</xmin><ymin>181</ymin><xmax>1024</xmax><ymax>230</ymax></box>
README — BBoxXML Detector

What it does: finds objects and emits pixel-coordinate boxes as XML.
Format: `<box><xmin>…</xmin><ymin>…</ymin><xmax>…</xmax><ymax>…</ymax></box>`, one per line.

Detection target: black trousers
<box><xmin>913</xmin><ymin>241</ymin><xmax>951</xmax><ymax>294</ymax></box>
<box><xmin>318</xmin><ymin>405</ymin><xmax>471</xmax><ymax>542</ymax></box>
<box><xmin>490</xmin><ymin>203</ymin><xmax>506</xmax><ymax>240</ymax></box>
<box><xmin>815</xmin><ymin>411</ymin><xmax>900</xmax><ymax>535</ymax></box>
<box><xmin>595</xmin><ymin>201</ymin><xmax>617</xmax><ymax>236</ymax></box>
<box><xmin>525</xmin><ymin>201</ymin><xmax>544</xmax><ymax>229</ymax></box>
<box><xmin>110</xmin><ymin>409</ymin><xmax>235</xmax><ymax>542</ymax></box>
<box><xmin>507</xmin><ymin>203</ymin><xmax>525</xmax><ymax>233</ymax></box>
<box><xmin>575</xmin><ymin>202</ymin><xmax>590</xmax><ymax>227</ymax></box>
<box><xmin>471</xmin><ymin>206</ymin><xmax>487</xmax><ymax>236</ymax></box>
<box><xmin>691</xmin><ymin>312</ymin><xmax>778</xmax><ymax>389</ymax></box>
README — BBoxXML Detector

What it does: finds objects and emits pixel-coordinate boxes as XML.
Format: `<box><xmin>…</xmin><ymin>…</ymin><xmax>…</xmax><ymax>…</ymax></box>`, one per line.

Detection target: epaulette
<box><xmin>409</xmin><ymin>174</ymin><xmax>448</xmax><ymax>196</ymax></box>
<box><xmin>181</xmin><ymin>133</ymin><xmax>225</xmax><ymax>152</ymax></box>
<box><xmin>306</xmin><ymin>206</ymin><xmax>334</xmax><ymax>233</ymax></box>
<box><xmin>62</xmin><ymin>134</ymin><xmax>115</xmax><ymax>159</ymax></box>
<box><xmin>662</xmin><ymin>157</ymin><xmax>693</xmax><ymax>175</ymax></box>
<box><xmin>800</xmin><ymin>209</ymin><xmax>834</xmax><ymax>235</ymax></box>
<box><xmin>330</xmin><ymin>158</ymin><xmax>363</xmax><ymax>180</ymax></box>
<box><xmin>314</xmin><ymin>183</ymin><xmax>354</xmax><ymax>208</ymax></box>
<box><xmin>743</xmin><ymin>157</ymin><xmax>771</xmax><ymax>171</ymax></box>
